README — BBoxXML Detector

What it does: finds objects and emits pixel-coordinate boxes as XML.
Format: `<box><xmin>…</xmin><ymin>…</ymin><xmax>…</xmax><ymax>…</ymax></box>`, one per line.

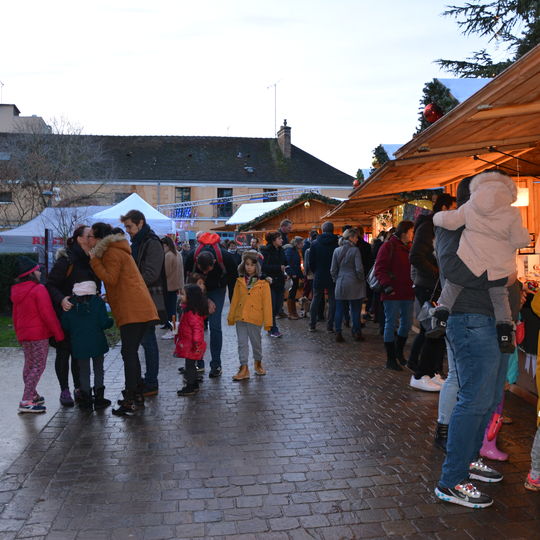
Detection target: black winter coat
<box><xmin>46</xmin><ymin>244</ymin><xmax>101</xmax><ymax>319</ymax></box>
<box><xmin>309</xmin><ymin>233</ymin><xmax>338</xmax><ymax>289</ymax></box>
<box><xmin>260</xmin><ymin>243</ymin><xmax>286</xmax><ymax>289</ymax></box>
<box><xmin>409</xmin><ymin>214</ymin><xmax>438</xmax><ymax>290</ymax></box>
<box><xmin>184</xmin><ymin>245</ymin><xmax>239</xmax><ymax>291</ymax></box>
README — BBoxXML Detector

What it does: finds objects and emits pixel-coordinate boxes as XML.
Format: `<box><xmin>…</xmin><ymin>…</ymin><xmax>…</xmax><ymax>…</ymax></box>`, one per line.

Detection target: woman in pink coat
<box><xmin>11</xmin><ymin>257</ymin><xmax>64</xmax><ymax>413</ymax></box>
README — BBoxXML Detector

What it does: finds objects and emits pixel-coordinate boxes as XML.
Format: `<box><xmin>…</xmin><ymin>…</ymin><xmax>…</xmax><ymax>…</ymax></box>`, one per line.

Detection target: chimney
<box><xmin>277</xmin><ymin>119</ymin><xmax>291</xmax><ymax>159</ymax></box>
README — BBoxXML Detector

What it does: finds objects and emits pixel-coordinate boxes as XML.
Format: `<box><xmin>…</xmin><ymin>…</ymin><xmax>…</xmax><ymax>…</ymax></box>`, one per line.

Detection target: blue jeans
<box><xmin>141</xmin><ymin>325</ymin><xmax>159</xmax><ymax>387</ymax></box>
<box><xmin>382</xmin><ymin>300</ymin><xmax>413</xmax><ymax>343</ymax></box>
<box><xmin>439</xmin><ymin>313</ymin><xmax>509</xmax><ymax>488</ymax></box>
<box><xmin>335</xmin><ymin>299</ymin><xmax>362</xmax><ymax>333</ymax></box>
<box><xmin>438</xmin><ymin>338</ymin><xmax>458</xmax><ymax>424</ymax></box>
<box><xmin>207</xmin><ymin>287</ymin><xmax>226</xmax><ymax>371</ymax></box>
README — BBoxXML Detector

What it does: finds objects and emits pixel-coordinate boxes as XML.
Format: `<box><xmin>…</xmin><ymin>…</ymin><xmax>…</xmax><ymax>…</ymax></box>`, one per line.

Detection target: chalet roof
<box><xmin>328</xmin><ymin>43</ymin><xmax>540</xmax><ymax>218</ymax></box>
<box><xmin>0</xmin><ymin>133</ymin><xmax>354</xmax><ymax>187</ymax></box>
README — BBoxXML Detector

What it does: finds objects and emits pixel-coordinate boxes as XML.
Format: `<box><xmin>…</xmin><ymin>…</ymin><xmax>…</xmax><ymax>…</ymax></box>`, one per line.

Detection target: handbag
<box><xmin>367</xmin><ymin>265</ymin><xmax>381</xmax><ymax>292</ymax></box>
<box><xmin>417</xmin><ymin>279</ymin><xmax>440</xmax><ymax>332</ymax></box>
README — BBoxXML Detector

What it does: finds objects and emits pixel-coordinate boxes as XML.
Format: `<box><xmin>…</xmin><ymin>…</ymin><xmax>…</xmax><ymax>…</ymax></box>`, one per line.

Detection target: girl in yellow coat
<box><xmin>227</xmin><ymin>250</ymin><xmax>273</xmax><ymax>380</ymax></box>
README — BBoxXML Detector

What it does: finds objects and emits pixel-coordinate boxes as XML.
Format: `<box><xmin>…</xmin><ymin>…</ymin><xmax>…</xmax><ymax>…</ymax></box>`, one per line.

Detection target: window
<box><xmin>217</xmin><ymin>188</ymin><xmax>233</xmax><ymax>217</ymax></box>
<box><xmin>114</xmin><ymin>192</ymin><xmax>132</xmax><ymax>203</ymax></box>
<box><xmin>175</xmin><ymin>187</ymin><xmax>191</xmax><ymax>203</ymax></box>
<box><xmin>263</xmin><ymin>189</ymin><xmax>278</xmax><ymax>202</ymax></box>
<box><xmin>0</xmin><ymin>191</ymin><xmax>12</xmax><ymax>203</ymax></box>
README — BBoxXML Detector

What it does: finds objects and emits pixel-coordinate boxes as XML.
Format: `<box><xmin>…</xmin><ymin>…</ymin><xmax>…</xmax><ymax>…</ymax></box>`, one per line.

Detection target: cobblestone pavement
<box><xmin>1</xmin><ymin>314</ymin><xmax>539</xmax><ymax>540</ymax></box>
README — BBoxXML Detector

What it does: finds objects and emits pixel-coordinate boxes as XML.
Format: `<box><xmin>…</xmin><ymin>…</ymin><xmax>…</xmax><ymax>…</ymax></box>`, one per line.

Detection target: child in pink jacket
<box><xmin>430</xmin><ymin>171</ymin><xmax>530</xmax><ymax>351</ymax></box>
<box><xmin>11</xmin><ymin>257</ymin><xmax>64</xmax><ymax>413</ymax></box>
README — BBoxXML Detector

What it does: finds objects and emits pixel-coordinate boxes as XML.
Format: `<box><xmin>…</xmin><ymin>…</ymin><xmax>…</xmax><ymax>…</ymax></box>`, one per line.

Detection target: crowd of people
<box><xmin>9</xmin><ymin>170</ymin><xmax>540</xmax><ymax>509</ymax></box>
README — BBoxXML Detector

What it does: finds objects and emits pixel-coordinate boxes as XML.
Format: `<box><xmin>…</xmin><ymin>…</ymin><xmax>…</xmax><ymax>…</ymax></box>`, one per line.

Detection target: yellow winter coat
<box><xmin>227</xmin><ymin>277</ymin><xmax>273</xmax><ymax>331</ymax></box>
<box><xmin>529</xmin><ymin>291</ymin><xmax>540</xmax><ymax>426</ymax></box>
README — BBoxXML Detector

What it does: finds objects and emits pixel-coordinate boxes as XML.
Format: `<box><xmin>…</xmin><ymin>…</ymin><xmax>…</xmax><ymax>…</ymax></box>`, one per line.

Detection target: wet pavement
<box><xmin>0</xmin><ymin>314</ymin><xmax>539</xmax><ymax>539</ymax></box>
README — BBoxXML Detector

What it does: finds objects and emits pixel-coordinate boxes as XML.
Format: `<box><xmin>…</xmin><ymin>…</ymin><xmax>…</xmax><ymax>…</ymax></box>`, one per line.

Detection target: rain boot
<box><xmin>480</xmin><ymin>409</ymin><xmax>508</xmax><ymax>461</ymax></box>
<box><xmin>395</xmin><ymin>335</ymin><xmax>408</xmax><ymax>366</ymax></box>
<box><xmin>93</xmin><ymin>387</ymin><xmax>111</xmax><ymax>410</ymax></box>
<box><xmin>384</xmin><ymin>341</ymin><xmax>402</xmax><ymax>371</ymax></box>
<box><xmin>434</xmin><ymin>422</ymin><xmax>448</xmax><ymax>452</ymax></box>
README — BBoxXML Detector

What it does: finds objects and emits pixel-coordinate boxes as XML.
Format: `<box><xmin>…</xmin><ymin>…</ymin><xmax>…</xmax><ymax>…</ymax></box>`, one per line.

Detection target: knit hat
<box><xmin>73</xmin><ymin>281</ymin><xmax>97</xmax><ymax>296</ymax></box>
<box><xmin>16</xmin><ymin>256</ymin><xmax>40</xmax><ymax>279</ymax></box>
<box><xmin>239</xmin><ymin>250</ymin><xmax>262</xmax><ymax>277</ymax></box>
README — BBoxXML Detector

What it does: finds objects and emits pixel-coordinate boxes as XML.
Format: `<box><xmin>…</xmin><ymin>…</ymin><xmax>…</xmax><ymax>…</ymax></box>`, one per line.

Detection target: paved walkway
<box><xmin>0</xmin><ymin>315</ymin><xmax>539</xmax><ymax>540</ymax></box>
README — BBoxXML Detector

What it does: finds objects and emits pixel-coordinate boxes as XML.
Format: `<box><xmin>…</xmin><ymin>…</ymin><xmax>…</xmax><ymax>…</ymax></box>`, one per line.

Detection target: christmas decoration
<box><xmin>423</xmin><ymin>103</ymin><xmax>444</xmax><ymax>123</ymax></box>
<box><xmin>417</xmin><ymin>79</ymin><xmax>459</xmax><ymax>133</ymax></box>
<box><xmin>353</xmin><ymin>179</ymin><xmax>360</xmax><ymax>188</ymax></box>
<box><xmin>304</xmin><ymin>201</ymin><xmax>311</xmax><ymax>208</ymax></box>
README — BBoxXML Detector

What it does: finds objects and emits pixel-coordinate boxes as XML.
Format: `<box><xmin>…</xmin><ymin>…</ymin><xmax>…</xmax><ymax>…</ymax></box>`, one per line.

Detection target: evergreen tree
<box><xmin>370</xmin><ymin>144</ymin><xmax>390</xmax><ymax>173</ymax></box>
<box><xmin>416</xmin><ymin>79</ymin><xmax>460</xmax><ymax>133</ymax></box>
<box><xmin>437</xmin><ymin>1</ymin><xmax>540</xmax><ymax>77</ymax></box>
<box><xmin>356</xmin><ymin>169</ymin><xmax>365</xmax><ymax>182</ymax></box>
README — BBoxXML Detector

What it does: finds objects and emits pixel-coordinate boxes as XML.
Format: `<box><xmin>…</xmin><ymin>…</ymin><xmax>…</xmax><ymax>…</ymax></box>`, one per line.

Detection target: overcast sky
<box><xmin>1</xmin><ymin>0</ymin><xmax>505</xmax><ymax>177</ymax></box>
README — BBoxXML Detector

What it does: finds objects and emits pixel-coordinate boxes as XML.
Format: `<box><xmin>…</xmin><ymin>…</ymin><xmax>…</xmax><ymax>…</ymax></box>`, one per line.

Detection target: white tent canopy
<box><xmin>0</xmin><ymin>205</ymin><xmax>109</xmax><ymax>253</ymax></box>
<box><xmin>226</xmin><ymin>200</ymin><xmax>291</xmax><ymax>226</ymax></box>
<box><xmin>91</xmin><ymin>193</ymin><xmax>174</xmax><ymax>235</ymax></box>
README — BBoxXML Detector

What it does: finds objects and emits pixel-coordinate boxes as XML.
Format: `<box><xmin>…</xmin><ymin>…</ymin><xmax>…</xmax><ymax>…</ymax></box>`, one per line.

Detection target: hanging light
<box><xmin>512</xmin><ymin>187</ymin><xmax>529</xmax><ymax>207</ymax></box>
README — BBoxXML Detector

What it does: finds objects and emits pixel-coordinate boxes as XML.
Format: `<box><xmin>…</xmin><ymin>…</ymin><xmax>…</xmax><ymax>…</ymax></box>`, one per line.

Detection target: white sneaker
<box><xmin>161</xmin><ymin>330</ymin><xmax>176</xmax><ymax>340</ymax></box>
<box><xmin>431</xmin><ymin>373</ymin><xmax>445</xmax><ymax>386</ymax></box>
<box><xmin>410</xmin><ymin>375</ymin><xmax>440</xmax><ymax>392</ymax></box>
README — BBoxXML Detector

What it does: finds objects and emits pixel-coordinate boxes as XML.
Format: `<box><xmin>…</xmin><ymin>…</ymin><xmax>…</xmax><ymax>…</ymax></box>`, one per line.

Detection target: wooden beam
<box><xmin>469</xmin><ymin>102</ymin><xmax>540</xmax><ymax>120</ymax></box>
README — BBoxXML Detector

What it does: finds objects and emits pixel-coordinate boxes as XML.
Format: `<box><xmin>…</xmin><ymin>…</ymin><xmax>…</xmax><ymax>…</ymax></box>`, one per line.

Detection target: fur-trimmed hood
<box><xmin>91</xmin><ymin>233</ymin><xmax>130</xmax><ymax>259</ymax></box>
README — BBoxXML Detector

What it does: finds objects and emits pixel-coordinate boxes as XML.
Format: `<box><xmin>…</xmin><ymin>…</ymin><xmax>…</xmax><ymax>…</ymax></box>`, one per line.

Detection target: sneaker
<box><xmin>177</xmin><ymin>384</ymin><xmax>199</xmax><ymax>396</ymax></box>
<box><xmin>196</xmin><ymin>366</ymin><xmax>205</xmax><ymax>373</ymax></box>
<box><xmin>434</xmin><ymin>482</ymin><xmax>493</xmax><ymax>508</ymax></box>
<box><xmin>431</xmin><ymin>373</ymin><xmax>446</xmax><ymax>386</ymax></box>
<box><xmin>410</xmin><ymin>375</ymin><xmax>441</xmax><ymax>392</ymax></box>
<box><xmin>209</xmin><ymin>367</ymin><xmax>222</xmax><ymax>378</ymax></box>
<box><xmin>33</xmin><ymin>394</ymin><xmax>45</xmax><ymax>405</ymax></box>
<box><xmin>60</xmin><ymin>389</ymin><xmax>74</xmax><ymax>407</ymax></box>
<box><xmin>308</xmin><ymin>326</ymin><xmax>316</xmax><ymax>332</ymax></box>
<box><xmin>269</xmin><ymin>330</ymin><xmax>282</xmax><ymax>338</ymax></box>
<box><xmin>469</xmin><ymin>459</ymin><xmax>503</xmax><ymax>483</ymax></box>
<box><xmin>142</xmin><ymin>385</ymin><xmax>159</xmax><ymax>397</ymax></box>
<box><xmin>18</xmin><ymin>401</ymin><xmax>46</xmax><ymax>414</ymax></box>
<box><xmin>524</xmin><ymin>471</ymin><xmax>540</xmax><ymax>491</ymax></box>
<box><xmin>161</xmin><ymin>330</ymin><xmax>175</xmax><ymax>340</ymax></box>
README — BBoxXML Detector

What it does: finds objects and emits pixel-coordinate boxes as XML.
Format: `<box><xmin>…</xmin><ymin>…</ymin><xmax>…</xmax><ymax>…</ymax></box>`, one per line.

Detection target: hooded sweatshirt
<box><xmin>11</xmin><ymin>281</ymin><xmax>64</xmax><ymax>342</ymax></box>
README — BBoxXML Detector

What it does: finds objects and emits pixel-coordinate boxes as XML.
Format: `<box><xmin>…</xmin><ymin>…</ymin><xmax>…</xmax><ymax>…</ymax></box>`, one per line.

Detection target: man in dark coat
<box><xmin>308</xmin><ymin>221</ymin><xmax>338</xmax><ymax>332</ymax></box>
<box><xmin>121</xmin><ymin>209</ymin><xmax>166</xmax><ymax>396</ymax></box>
<box><xmin>184</xmin><ymin>232</ymin><xmax>238</xmax><ymax>378</ymax></box>
<box><xmin>279</xmin><ymin>219</ymin><xmax>293</xmax><ymax>245</ymax></box>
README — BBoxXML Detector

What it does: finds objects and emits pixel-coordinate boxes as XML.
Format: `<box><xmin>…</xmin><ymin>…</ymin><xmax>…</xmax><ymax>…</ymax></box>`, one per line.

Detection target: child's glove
<box><xmin>526</xmin><ymin>280</ymin><xmax>539</xmax><ymax>294</ymax></box>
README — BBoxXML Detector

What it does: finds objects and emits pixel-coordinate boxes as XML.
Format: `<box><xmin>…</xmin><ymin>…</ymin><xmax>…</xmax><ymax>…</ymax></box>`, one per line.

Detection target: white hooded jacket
<box><xmin>433</xmin><ymin>172</ymin><xmax>529</xmax><ymax>280</ymax></box>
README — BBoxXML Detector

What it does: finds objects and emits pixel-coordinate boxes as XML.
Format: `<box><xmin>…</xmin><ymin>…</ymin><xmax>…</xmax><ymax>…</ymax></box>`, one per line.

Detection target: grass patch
<box><xmin>0</xmin><ymin>316</ymin><xmax>19</xmax><ymax>347</ymax></box>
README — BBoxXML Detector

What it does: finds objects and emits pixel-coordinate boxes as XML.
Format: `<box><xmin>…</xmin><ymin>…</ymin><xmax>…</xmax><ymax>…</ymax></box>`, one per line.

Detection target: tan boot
<box><xmin>232</xmin><ymin>365</ymin><xmax>250</xmax><ymax>381</ymax></box>
<box><xmin>254</xmin><ymin>361</ymin><xmax>266</xmax><ymax>376</ymax></box>
<box><xmin>287</xmin><ymin>298</ymin><xmax>299</xmax><ymax>320</ymax></box>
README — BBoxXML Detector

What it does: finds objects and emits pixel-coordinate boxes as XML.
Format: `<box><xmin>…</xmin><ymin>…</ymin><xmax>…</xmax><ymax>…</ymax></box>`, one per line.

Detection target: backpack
<box><xmin>193</xmin><ymin>232</ymin><xmax>226</xmax><ymax>277</ymax></box>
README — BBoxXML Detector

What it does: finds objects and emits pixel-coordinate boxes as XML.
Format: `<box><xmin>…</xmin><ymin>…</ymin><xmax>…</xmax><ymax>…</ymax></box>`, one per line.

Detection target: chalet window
<box><xmin>114</xmin><ymin>192</ymin><xmax>132</xmax><ymax>203</ymax></box>
<box><xmin>0</xmin><ymin>191</ymin><xmax>12</xmax><ymax>203</ymax></box>
<box><xmin>175</xmin><ymin>187</ymin><xmax>191</xmax><ymax>203</ymax></box>
<box><xmin>217</xmin><ymin>188</ymin><xmax>233</xmax><ymax>217</ymax></box>
<box><xmin>263</xmin><ymin>189</ymin><xmax>278</xmax><ymax>202</ymax></box>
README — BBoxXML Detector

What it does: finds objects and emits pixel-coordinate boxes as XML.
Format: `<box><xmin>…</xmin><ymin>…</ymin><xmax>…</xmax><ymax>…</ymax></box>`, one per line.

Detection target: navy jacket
<box><xmin>309</xmin><ymin>233</ymin><xmax>338</xmax><ymax>289</ymax></box>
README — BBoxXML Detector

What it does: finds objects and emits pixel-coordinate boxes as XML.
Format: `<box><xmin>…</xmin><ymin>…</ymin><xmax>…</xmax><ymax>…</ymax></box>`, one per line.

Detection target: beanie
<box><xmin>16</xmin><ymin>256</ymin><xmax>40</xmax><ymax>279</ymax></box>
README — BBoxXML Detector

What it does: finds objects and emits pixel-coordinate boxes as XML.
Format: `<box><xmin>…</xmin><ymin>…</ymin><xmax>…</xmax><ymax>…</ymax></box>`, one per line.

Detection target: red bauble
<box><xmin>423</xmin><ymin>103</ymin><xmax>444</xmax><ymax>123</ymax></box>
<box><xmin>353</xmin><ymin>179</ymin><xmax>360</xmax><ymax>188</ymax></box>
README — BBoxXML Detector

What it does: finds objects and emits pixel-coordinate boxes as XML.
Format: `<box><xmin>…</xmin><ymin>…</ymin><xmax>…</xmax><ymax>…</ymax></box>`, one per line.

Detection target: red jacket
<box><xmin>10</xmin><ymin>281</ymin><xmax>64</xmax><ymax>343</ymax></box>
<box><xmin>374</xmin><ymin>235</ymin><xmax>414</xmax><ymax>301</ymax></box>
<box><xmin>174</xmin><ymin>309</ymin><xmax>206</xmax><ymax>360</ymax></box>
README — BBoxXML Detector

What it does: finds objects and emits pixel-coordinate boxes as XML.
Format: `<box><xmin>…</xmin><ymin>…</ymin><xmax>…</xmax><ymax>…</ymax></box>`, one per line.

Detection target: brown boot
<box><xmin>254</xmin><ymin>361</ymin><xmax>266</xmax><ymax>376</ymax></box>
<box><xmin>232</xmin><ymin>365</ymin><xmax>250</xmax><ymax>381</ymax></box>
<box><xmin>287</xmin><ymin>298</ymin><xmax>299</xmax><ymax>320</ymax></box>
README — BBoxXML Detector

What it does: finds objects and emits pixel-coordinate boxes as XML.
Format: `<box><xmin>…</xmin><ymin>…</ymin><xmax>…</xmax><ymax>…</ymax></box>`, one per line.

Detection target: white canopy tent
<box><xmin>91</xmin><ymin>193</ymin><xmax>174</xmax><ymax>235</ymax></box>
<box><xmin>225</xmin><ymin>200</ymin><xmax>291</xmax><ymax>226</ymax></box>
<box><xmin>0</xmin><ymin>205</ymin><xmax>109</xmax><ymax>253</ymax></box>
